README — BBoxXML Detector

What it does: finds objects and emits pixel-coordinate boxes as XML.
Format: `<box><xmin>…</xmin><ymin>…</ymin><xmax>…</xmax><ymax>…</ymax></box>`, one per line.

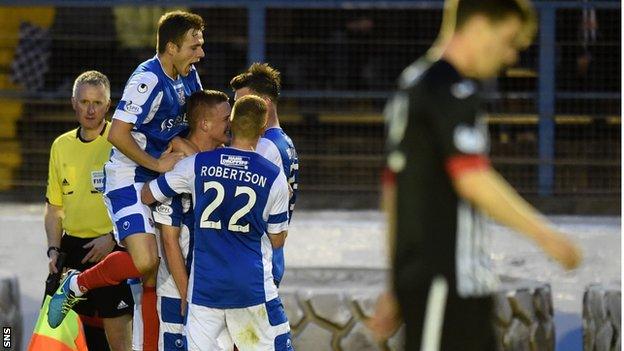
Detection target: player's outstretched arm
<box><xmin>452</xmin><ymin>167</ymin><xmax>582</xmax><ymax>270</ymax></box>
<box><xmin>108</xmin><ymin>119</ymin><xmax>184</xmax><ymax>173</ymax></box>
<box><xmin>161</xmin><ymin>224</ymin><xmax>189</xmax><ymax>315</ymax></box>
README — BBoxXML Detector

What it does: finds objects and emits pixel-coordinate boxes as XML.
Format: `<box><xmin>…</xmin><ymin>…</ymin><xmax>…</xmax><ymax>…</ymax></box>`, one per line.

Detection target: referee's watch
<box><xmin>47</xmin><ymin>246</ymin><xmax>61</xmax><ymax>258</ymax></box>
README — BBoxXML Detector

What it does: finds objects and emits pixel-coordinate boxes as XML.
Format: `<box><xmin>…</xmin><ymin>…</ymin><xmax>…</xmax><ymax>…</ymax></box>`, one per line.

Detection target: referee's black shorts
<box><xmin>396</xmin><ymin>274</ymin><xmax>496</xmax><ymax>351</ymax></box>
<box><xmin>60</xmin><ymin>233</ymin><xmax>134</xmax><ymax>319</ymax></box>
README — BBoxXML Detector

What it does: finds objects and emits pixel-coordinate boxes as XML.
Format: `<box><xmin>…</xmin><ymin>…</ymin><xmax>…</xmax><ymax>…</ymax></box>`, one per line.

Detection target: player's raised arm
<box><xmin>109</xmin><ymin>118</ymin><xmax>184</xmax><ymax>173</ymax></box>
<box><xmin>451</xmin><ymin>166</ymin><xmax>582</xmax><ymax>270</ymax></box>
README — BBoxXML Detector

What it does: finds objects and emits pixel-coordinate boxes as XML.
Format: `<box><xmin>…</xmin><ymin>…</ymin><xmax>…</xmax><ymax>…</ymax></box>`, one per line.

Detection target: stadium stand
<box><xmin>0</xmin><ymin>2</ymin><xmax>619</xmax><ymax>213</ymax></box>
<box><xmin>0</xmin><ymin>7</ymin><xmax>55</xmax><ymax>191</ymax></box>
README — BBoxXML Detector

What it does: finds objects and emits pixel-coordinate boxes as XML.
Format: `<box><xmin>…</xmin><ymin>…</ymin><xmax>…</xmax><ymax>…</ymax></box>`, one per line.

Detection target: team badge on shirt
<box><xmin>91</xmin><ymin>170</ymin><xmax>105</xmax><ymax>192</ymax></box>
<box><xmin>453</xmin><ymin>124</ymin><xmax>487</xmax><ymax>154</ymax></box>
<box><xmin>176</xmin><ymin>87</ymin><xmax>185</xmax><ymax>105</ymax></box>
<box><xmin>451</xmin><ymin>80</ymin><xmax>476</xmax><ymax>99</ymax></box>
<box><xmin>137</xmin><ymin>83</ymin><xmax>149</xmax><ymax>93</ymax></box>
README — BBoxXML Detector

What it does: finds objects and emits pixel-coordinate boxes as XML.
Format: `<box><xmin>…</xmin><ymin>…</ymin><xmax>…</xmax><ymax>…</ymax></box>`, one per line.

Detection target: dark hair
<box><xmin>230</xmin><ymin>95</ymin><xmax>268</xmax><ymax>140</ymax></box>
<box><xmin>187</xmin><ymin>90</ymin><xmax>229</xmax><ymax>132</ymax></box>
<box><xmin>455</xmin><ymin>0</ymin><xmax>533</xmax><ymax>30</ymax></box>
<box><xmin>230</xmin><ymin>63</ymin><xmax>281</xmax><ymax>101</ymax></box>
<box><xmin>157</xmin><ymin>11</ymin><xmax>204</xmax><ymax>54</ymax></box>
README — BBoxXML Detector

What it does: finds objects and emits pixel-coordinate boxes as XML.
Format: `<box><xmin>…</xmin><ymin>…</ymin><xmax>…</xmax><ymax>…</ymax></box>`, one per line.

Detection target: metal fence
<box><xmin>0</xmin><ymin>0</ymin><xmax>620</xmax><ymax>212</ymax></box>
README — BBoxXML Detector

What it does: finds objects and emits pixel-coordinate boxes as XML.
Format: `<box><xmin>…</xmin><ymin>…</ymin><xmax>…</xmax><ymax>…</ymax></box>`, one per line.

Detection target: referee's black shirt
<box><xmin>385</xmin><ymin>58</ymin><xmax>498</xmax><ymax>299</ymax></box>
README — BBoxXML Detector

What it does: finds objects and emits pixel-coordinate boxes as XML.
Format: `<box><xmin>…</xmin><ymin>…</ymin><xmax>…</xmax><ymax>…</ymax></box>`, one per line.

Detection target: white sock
<box><xmin>68</xmin><ymin>275</ymin><xmax>84</xmax><ymax>297</ymax></box>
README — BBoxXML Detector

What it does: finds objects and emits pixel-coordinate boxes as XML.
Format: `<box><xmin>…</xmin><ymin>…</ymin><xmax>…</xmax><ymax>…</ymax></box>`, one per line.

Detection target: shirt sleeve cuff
<box><xmin>45</xmin><ymin>196</ymin><xmax>62</xmax><ymax>206</ymax></box>
<box><xmin>112</xmin><ymin>110</ymin><xmax>137</xmax><ymax>124</ymax></box>
<box><xmin>149</xmin><ymin>180</ymin><xmax>169</xmax><ymax>203</ymax></box>
<box><xmin>381</xmin><ymin>167</ymin><xmax>396</xmax><ymax>186</ymax></box>
<box><xmin>445</xmin><ymin>155</ymin><xmax>490</xmax><ymax>179</ymax></box>
<box><xmin>268</xmin><ymin>221</ymin><xmax>288</xmax><ymax>235</ymax></box>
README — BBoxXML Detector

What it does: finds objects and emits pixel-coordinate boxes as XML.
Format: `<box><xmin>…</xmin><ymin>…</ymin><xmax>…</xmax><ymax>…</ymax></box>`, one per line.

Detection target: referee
<box><xmin>370</xmin><ymin>0</ymin><xmax>582</xmax><ymax>350</ymax></box>
<box><xmin>44</xmin><ymin>71</ymin><xmax>133</xmax><ymax>351</ymax></box>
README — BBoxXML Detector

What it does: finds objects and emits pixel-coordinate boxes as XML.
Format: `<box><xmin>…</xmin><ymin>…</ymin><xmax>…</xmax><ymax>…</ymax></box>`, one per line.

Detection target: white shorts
<box><xmin>157</xmin><ymin>295</ymin><xmax>234</xmax><ymax>351</ymax></box>
<box><xmin>104</xmin><ymin>182</ymin><xmax>156</xmax><ymax>243</ymax></box>
<box><xmin>186</xmin><ymin>298</ymin><xmax>293</xmax><ymax>351</ymax></box>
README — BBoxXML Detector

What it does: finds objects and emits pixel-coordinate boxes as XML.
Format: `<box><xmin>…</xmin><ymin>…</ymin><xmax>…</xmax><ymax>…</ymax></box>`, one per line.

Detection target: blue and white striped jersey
<box><xmin>256</xmin><ymin>127</ymin><xmax>299</xmax><ymax>285</ymax></box>
<box><xmin>256</xmin><ymin>127</ymin><xmax>299</xmax><ymax>221</ymax></box>
<box><xmin>106</xmin><ymin>56</ymin><xmax>202</xmax><ymax>186</ymax></box>
<box><xmin>150</xmin><ymin>147</ymin><xmax>290</xmax><ymax>308</ymax></box>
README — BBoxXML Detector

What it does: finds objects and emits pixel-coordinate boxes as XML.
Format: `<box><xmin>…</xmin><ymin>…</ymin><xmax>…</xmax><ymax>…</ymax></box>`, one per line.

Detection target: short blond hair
<box><xmin>72</xmin><ymin>70</ymin><xmax>110</xmax><ymax>100</ymax></box>
<box><xmin>187</xmin><ymin>90</ymin><xmax>229</xmax><ymax>132</ymax></box>
<box><xmin>230</xmin><ymin>95</ymin><xmax>267</xmax><ymax>140</ymax></box>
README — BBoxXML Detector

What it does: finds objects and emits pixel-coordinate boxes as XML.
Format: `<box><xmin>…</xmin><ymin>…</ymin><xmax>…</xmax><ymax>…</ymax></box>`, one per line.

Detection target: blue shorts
<box><xmin>104</xmin><ymin>182</ymin><xmax>156</xmax><ymax>243</ymax></box>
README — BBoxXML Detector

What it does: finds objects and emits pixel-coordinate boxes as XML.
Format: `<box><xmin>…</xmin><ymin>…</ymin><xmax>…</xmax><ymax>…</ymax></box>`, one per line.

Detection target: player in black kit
<box><xmin>369</xmin><ymin>0</ymin><xmax>582</xmax><ymax>350</ymax></box>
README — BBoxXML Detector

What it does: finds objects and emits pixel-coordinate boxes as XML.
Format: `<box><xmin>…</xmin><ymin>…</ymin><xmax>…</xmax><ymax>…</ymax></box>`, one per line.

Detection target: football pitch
<box><xmin>1</xmin><ymin>204</ymin><xmax>619</xmax><ymax>350</ymax></box>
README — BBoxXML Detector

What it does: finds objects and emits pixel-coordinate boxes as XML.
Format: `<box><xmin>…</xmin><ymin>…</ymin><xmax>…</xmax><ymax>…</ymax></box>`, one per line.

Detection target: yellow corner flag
<box><xmin>27</xmin><ymin>295</ymin><xmax>87</xmax><ymax>351</ymax></box>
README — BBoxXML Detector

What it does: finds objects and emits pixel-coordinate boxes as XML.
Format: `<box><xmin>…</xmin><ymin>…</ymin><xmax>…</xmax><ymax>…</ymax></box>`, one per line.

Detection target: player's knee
<box><xmin>133</xmin><ymin>253</ymin><xmax>159</xmax><ymax>275</ymax></box>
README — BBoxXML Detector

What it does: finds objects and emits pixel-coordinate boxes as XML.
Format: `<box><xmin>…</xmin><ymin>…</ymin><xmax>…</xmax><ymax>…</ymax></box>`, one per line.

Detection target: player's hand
<box><xmin>366</xmin><ymin>290</ymin><xmax>402</xmax><ymax>341</ymax></box>
<box><xmin>81</xmin><ymin>234</ymin><xmax>116</xmax><ymax>263</ymax></box>
<box><xmin>180</xmin><ymin>297</ymin><xmax>188</xmax><ymax>317</ymax></box>
<box><xmin>539</xmin><ymin>232</ymin><xmax>583</xmax><ymax>270</ymax></box>
<box><xmin>48</xmin><ymin>250</ymin><xmax>59</xmax><ymax>274</ymax></box>
<box><xmin>157</xmin><ymin>144</ymin><xmax>185</xmax><ymax>173</ymax></box>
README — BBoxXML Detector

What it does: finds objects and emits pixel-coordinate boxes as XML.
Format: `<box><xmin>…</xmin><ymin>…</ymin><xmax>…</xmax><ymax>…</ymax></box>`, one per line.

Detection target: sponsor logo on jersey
<box><xmin>450</xmin><ymin>80</ymin><xmax>476</xmax><ymax>99</ymax></box>
<box><xmin>62</xmin><ymin>178</ymin><xmax>70</xmax><ymax>186</ymax></box>
<box><xmin>124</xmin><ymin>101</ymin><xmax>143</xmax><ymax>115</ymax></box>
<box><xmin>156</xmin><ymin>204</ymin><xmax>173</xmax><ymax>215</ymax></box>
<box><xmin>160</xmin><ymin>113</ymin><xmax>188</xmax><ymax>132</ymax></box>
<box><xmin>137</xmin><ymin>83</ymin><xmax>148</xmax><ymax>93</ymax></box>
<box><xmin>453</xmin><ymin>124</ymin><xmax>487</xmax><ymax>154</ymax></box>
<box><xmin>220</xmin><ymin>154</ymin><xmax>250</xmax><ymax>169</ymax></box>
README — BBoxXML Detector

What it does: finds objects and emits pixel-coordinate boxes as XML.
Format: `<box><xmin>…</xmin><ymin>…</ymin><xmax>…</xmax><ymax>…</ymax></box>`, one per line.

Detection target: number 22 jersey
<box><xmin>149</xmin><ymin>147</ymin><xmax>290</xmax><ymax>308</ymax></box>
